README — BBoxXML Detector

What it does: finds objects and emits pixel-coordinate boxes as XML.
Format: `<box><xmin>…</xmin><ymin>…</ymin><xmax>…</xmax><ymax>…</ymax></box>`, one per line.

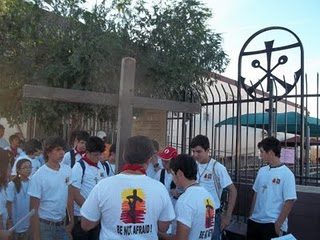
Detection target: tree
<box><xmin>0</xmin><ymin>0</ymin><xmax>229</xmax><ymax>135</ymax></box>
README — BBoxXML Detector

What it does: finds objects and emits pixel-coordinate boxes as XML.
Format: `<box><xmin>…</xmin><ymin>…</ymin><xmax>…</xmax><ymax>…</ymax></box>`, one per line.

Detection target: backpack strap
<box><xmin>70</xmin><ymin>149</ymin><xmax>76</xmax><ymax>168</ymax></box>
<box><xmin>78</xmin><ymin>159</ymin><xmax>86</xmax><ymax>184</ymax></box>
<box><xmin>160</xmin><ymin>168</ymin><xmax>166</xmax><ymax>185</ymax></box>
<box><xmin>212</xmin><ymin>160</ymin><xmax>222</xmax><ymax>198</ymax></box>
<box><xmin>103</xmin><ymin>161</ymin><xmax>110</xmax><ymax>176</ymax></box>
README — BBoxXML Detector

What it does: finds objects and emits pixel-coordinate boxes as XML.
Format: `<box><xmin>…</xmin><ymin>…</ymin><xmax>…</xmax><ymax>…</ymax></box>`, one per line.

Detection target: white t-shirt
<box><xmin>61</xmin><ymin>149</ymin><xmax>83</xmax><ymax>166</ymax></box>
<box><xmin>175</xmin><ymin>185</ymin><xmax>215</xmax><ymax>240</ymax></box>
<box><xmin>0</xmin><ymin>138</ymin><xmax>9</xmax><ymax>149</ymax></box>
<box><xmin>197</xmin><ymin>159</ymin><xmax>232</xmax><ymax>209</ymax></box>
<box><xmin>11</xmin><ymin>154</ymin><xmax>41</xmax><ymax>176</ymax></box>
<box><xmin>104</xmin><ymin>161</ymin><xmax>116</xmax><ymax>176</ymax></box>
<box><xmin>81</xmin><ymin>174</ymin><xmax>175</xmax><ymax>240</ymax></box>
<box><xmin>146</xmin><ymin>157</ymin><xmax>163</xmax><ymax>178</ymax></box>
<box><xmin>154</xmin><ymin>169</ymin><xmax>173</xmax><ymax>192</ymax></box>
<box><xmin>71</xmin><ymin>160</ymin><xmax>107</xmax><ymax>216</ymax></box>
<box><xmin>6</xmin><ymin>181</ymin><xmax>30</xmax><ymax>233</ymax></box>
<box><xmin>250</xmin><ymin>165</ymin><xmax>297</xmax><ymax>232</ymax></box>
<box><xmin>28</xmin><ymin>164</ymin><xmax>71</xmax><ymax>221</ymax></box>
<box><xmin>0</xmin><ymin>188</ymin><xmax>7</xmax><ymax>229</ymax></box>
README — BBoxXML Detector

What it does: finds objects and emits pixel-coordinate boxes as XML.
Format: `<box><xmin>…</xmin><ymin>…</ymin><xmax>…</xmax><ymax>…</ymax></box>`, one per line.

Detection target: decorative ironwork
<box><xmin>238</xmin><ymin>26</ymin><xmax>304</xmax><ymax>102</ymax></box>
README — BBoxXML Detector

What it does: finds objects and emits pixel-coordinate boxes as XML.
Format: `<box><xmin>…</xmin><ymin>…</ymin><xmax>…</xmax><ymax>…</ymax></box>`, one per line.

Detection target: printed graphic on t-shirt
<box><xmin>120</xmin><ymin>188</ymin><xmax>146</xmax><ymax>224</ymax></box>
<box><xmin>272</xmin><ymin>177</ymin><xmax>281</xmax><ymax>184</ymax></box>
<box><xmin>205</xmin><ymin>198</ymin><xmax>215</xmax><ymax>228</ymax></box>
<box><xmin>203</xmin><ymin>173</ymin><xmax>212</xmax><ymax>180</ymax></box>
<box><xmin>117</xmin><ymin>188</ymin><xmax>153</xmax><ymax>236</ymax></box>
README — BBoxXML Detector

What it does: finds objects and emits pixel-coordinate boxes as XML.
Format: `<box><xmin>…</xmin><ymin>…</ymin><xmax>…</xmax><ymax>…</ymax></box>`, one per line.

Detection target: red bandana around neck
<box><xmin>82</xmin><ymin>155</ymin><xmax>98</xmax><ymax>168</ymax></box>
<box><xmin>122</xmin><ymin>163</ymin><xmax>146</xmax><ymax>175</ymax></box>
<box><xmin>11</xmin><ymin>147</ymin><xmax>18</xmax><ymax>157</ymax></box>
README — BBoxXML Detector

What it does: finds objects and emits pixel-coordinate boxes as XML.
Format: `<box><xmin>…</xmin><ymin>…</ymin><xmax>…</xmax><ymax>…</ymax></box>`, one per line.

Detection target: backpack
<box><xmin>212</xmin><ymin>160</ymin><xmax>229</xmax><ymax>212</ymax></box>
<box><xmin>70</xmin><ymin>149</ymin><xmax>76</xmax><ymax>168</ymax></box>
<box><xmin>159</xmin><ymin>168</ymin><xmax>176</xmax><ymax>189</ymax></box>
<box><xmin>77</xmin><ymin>159</ymin><xmax>109</xmax><ymax>183</ymax></box>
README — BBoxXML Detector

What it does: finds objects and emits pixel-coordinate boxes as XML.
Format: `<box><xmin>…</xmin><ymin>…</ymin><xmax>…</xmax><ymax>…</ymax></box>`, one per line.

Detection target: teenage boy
<box><xmin>190</xmin><ymin>134</ymin><xmax>237</xmax><ymax>240</ymax></box>
<box><xmin>62</xmin><ymin>130</ymin><xmax>90</xmax><ymax>167</ymax></box>
<box><xmin>102</xmin><ymin>143</ymin><xmax>116</xmax><ymax>176</ymax></box>
<box><xmin>146</xmin><ymin>139</ymin><xmax>163</xmax><ymax>178</ymax></box>
<box><xmin>71</xmin><ymin>136</ymin><xmax>107</xmax><ymax>240</ymax></box>
<box><xmin>4</xmin><ymin>134</ymin><xmax>23</xmax><ymax>161</ymax></box>
<box><xmin>28</xmin><ymin>137</ymin><xmax>73</xmax><ymax>240</ymax></box>
<box><xmin>154</xmin><ymin>146</ymin><xmax>180</xmax><ymax>201</ymax></box>
<box><xmin>11</xmin><ymin>139</ymin><xmax>42</xmax><ymax>177</ymax></box>
<box><xmin>159</xmin><ymin>154</ymin><xmax>215</xmax><ymax>240</ymax></box>
<box><xmin>247</xmin><ymin>137</ymin><xmax>297</xmax><ymax>240</ymax></box>
<box><xmin>81</xmin><ymin>135</ymin><xmax>175</xmax><ymax>239</ymax></box>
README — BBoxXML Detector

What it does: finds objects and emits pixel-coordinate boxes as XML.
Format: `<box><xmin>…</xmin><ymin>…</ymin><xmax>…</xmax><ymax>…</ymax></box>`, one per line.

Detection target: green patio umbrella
<box><xmin>215</xmin><ymin>112</ymin><xmax>320</xmax><ymax>137</ymax></box>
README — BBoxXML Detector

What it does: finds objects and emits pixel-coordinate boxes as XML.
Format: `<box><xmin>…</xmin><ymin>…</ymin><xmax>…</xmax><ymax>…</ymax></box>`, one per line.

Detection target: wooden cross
<box><xmin>23</xmin><ymin>57</ymin><xmax>201</xmax><ymax>172</ymax></box>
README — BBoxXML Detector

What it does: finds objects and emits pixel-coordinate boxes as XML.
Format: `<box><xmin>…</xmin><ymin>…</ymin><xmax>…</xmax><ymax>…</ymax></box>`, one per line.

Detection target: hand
<box><xmin>65</xmin><ymin>220</ymin><xmax>74</xmax><ymax>234</ymax></box>
<box><xmin>0</xmin><ymin>230</ymin><xmax>11</xmax><ymax>239</ymax></box>
<box><xmin>6</xmin><ymin>219</ymin><xmax>13</xmax><ymax>230</ymax></box>
<box><xmin>170</xmin><ymin>189</ymin><xmax>180</xmax><ymax>199</ymax></box>
<box><xmin>274</xmin><ymin>221</ymin><xmax>282</xmax><ymax>236</ymax></box>
<box><xmin>220</xmin><ymin>215</ymin><xmax>231</xmax><ymax>230</ymax></box>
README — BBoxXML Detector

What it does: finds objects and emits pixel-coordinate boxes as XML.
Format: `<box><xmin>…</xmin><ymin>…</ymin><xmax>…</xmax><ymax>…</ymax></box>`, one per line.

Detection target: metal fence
<box><xmin>167</xmin><ymin>73</ymin><xmax>320</xmax><ymax>187</ymax></box>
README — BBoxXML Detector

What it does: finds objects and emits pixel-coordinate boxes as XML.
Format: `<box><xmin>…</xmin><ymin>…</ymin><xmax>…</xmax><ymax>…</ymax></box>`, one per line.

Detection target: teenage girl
<box><xmin>6</xmin><ymin>159</ymin><xmax>32</xmax><ymax>240</ymax></box>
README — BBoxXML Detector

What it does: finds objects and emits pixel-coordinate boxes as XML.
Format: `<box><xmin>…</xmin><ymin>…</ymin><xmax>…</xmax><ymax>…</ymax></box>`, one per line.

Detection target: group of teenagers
<box><xmin>0</xmin><ymin>128</ymin><xmax>297</xmax><ymax>240</ymax></box>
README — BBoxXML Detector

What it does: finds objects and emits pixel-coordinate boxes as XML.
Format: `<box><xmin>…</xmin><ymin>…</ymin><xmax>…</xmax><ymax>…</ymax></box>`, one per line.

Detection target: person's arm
<box><xmin>66</xmin><ymin>186</ymin><xmax>74</xmax><ymax>234</ymax></box>
<box><xmin>274</xmin><ymin>199</ymin><xmax>295</xmax><ymax>235</ymax></box>
<box><xmin>158</xmin><ymin>221</ymin><xmax>190</xmax><ymax>240</ymax></box>
<box><xmin>81</xmin><ymin>217</ymin><xmax>99</xmax><ymax>232</ymax></box>
<box><xmin>221</xmin><ymin>183</ymin><xmax>237</xmax><ymax>229</ymax></box>
<box><xmin>30</xmin><ymin>197</ymin><xmax>41</xmax><ymax>240</ymax></box>
<box><xmin>249</xmin><ymin>192</ymin><xmax>257</xmax><ymax>217</ymax></box>
<box><xmin>71</xmin><ymin>186</ymin><xmax>85</xmax><ymax>207</ymax></box>
<box><xmin>158</xmin><ymin>220</ymin><xmax>171</xmax><ymax>233</ymax></box>
<box><xmin>5</xmin><ymin>201</ymin><xmax>13</xmax><ymax>230</ymax></box>
<box><xmin>80</xmin><ymin>184</ymin><xmax>101</xmax><ymax>231</ymax></box>
<box><xmin>0</xmin><ymin>229</ymin><xmax>11</xmax><ymax>239</ymax></box>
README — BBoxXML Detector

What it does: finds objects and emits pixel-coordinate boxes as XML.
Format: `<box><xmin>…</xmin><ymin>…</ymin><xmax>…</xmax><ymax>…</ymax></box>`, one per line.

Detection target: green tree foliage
<box><xmin>0</xmin><ymin>0</ymin><xmax>229</xmax><ymax>134</ymax></box>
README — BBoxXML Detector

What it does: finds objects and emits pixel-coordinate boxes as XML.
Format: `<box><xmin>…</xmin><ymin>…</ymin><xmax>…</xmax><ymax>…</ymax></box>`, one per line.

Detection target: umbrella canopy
<box><xmin>281</xmin><ymin>136</ymin><xmax>320</xmax><ymax>147</ymax></box>
<box><xmin>215</xmin><ymin>112</ymin><xmax>320</xmax><ymax>137</ymax></box>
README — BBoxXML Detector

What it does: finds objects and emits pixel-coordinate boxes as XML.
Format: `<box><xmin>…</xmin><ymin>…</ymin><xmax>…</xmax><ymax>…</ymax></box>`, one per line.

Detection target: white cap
<box><xmin>96</xmin><ymin>130</ymin><xmax>107</xmax><ymax>139</ymax></box>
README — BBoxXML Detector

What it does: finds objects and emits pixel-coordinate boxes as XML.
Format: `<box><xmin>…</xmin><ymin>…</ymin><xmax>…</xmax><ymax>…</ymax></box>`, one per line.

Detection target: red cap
<box><xmin>158</xmin><ymin>146</ymin><xmax>178</xmax><ymax>161</ymax></box>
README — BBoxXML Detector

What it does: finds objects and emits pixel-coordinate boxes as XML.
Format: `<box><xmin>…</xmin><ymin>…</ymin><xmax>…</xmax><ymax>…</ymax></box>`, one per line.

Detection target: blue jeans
<box><xmin>212</xmin><ymin>211</ymin><xmax>221</xmax><ymax>240</ymax></box>
<box><xmin>39</xmin><ymin>221</ymin><xmax>68</xmax><ymax>240</ymax></box>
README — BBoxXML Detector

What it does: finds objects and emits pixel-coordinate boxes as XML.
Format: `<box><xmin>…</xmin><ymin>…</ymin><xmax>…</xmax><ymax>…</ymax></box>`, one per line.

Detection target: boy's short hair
<box><xmin>75</xmin><ymin>130</ymin><xmax>90</xmax><ymax>142</ymax></box>
<box><xmin>9</xmin><ymin>134</ymin><xmax>20</xmax><ymax>144</ymax></box>
<box><xmin>0</xmin><ymin>124</ymin><xmax>5</xmax><ymax>130</ymax></box>
<box><xmin>124</xmin><ymin>136</ymin><xmax>155</xmax><ymax>164</ymax></box>
<box><xmin>22</xmin><ymin>139</ymin><xmax>42</xmax><ymax>155</ymax></box>
<box><xmin>190</xmin><ymin>134</ymin><xmax>210</xmax><ymax>150</ymax></box>
<box><xmin>86</xmin><ymin>136</ymin><xmax>105</xmax><ymax>153</ymax></box>
<box><xmin>170</xmin><ymin>154</ymin><xmax>197</xmax><ymax>180</ymax></box>
<box><xmin>43</xmin><ymin>137</ymin><xmax>66</xmax><ymax>161</ymax></box>
<box><xmin>257</xmin><ymin>136</ymin><xmax>281</xmax><ymax>157</ymax></box>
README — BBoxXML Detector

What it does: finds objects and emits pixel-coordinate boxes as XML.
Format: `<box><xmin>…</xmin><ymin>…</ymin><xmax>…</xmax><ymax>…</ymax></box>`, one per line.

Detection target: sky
<box><xmin>204</xmin><ymin>0</ymin><xmax>320</xmax><ymax>79</ymax></box>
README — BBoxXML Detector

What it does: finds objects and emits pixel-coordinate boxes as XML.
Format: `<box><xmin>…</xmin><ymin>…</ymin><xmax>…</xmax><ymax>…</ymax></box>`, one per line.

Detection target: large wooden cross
<box><xmin>23</xmin><ymin>57</ymin><xmax>201</xmax><ymax>172</ymax></box>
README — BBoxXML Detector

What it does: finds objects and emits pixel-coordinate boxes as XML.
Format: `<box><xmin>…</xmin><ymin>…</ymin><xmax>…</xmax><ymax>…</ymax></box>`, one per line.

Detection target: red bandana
<box><xmin>122</xmin><ymin>164</ymin><xmax>146</xmax><ymax>175</ymax></box>
<box><xmin>11</xmin><ymin>147</ymin><xmax>18</xmax><ymax>157</ymax></box>
<box><xmin>82</xmin><ymin>155</ymin><xmax>98</xmax><ymax>168</ymax></box>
